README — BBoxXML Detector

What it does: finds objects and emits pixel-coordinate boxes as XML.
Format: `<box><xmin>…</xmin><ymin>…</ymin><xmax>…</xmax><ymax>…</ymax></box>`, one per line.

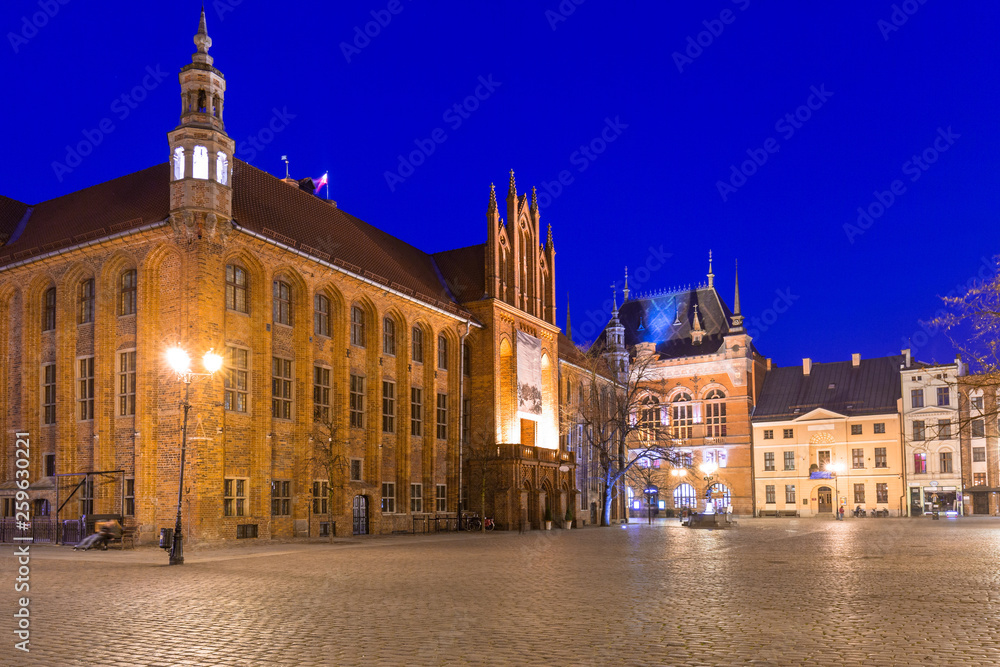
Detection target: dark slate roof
<box><xmin>557</xmin><ymin>332</ymin><xmax>590</xmax><ymax>368</ymax></box>
<box><xmin>593</xmin><ymin>286</ymin><xmax>736</xmax><ymax>359</ymax></box>
<box><xmin>0</xmin><ymin>165</ymin><xmax>170</xmax><ymax>262</ymax></box>
<box><xmin>0</xmin><ymin>196</ymin><xmax>30</xmax><ymax>245</ymax></box>
<box><xmin>0</xmin><ymin>160</ymin><xmax>479</xmax><ymax>317</ymax></box>
<box><xmin>753</xmin><ymin>354</ymin><xmax>906</xmax><ymax>422</ymax></box>
<box><xmin>433</xmin><ymin>244</ymin><xmax>486</xmax><ymax>303</ymax></box>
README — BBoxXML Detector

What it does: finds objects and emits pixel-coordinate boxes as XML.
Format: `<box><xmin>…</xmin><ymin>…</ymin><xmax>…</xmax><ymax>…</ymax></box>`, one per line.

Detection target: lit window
<box><xmin>173</xmin><ymin>147</ymin><xmax>185</xmax><ymax>180</ymax></box>
<box><xmin>193</xmin><ymin>145</ymin><xmax>208</xmax><ymax>179</ymax></box>
<box><xmin>705</xmin><ymin>389</ymin><xmax>727</xmax><ymax>437</ymax></box>
<box><xmin>216</xmin><ymin>151</ymin><xmax>229</xmax><ymax>185</ymax></box>
<box><xmin>671</xmin><ymin>393</ymin><xmax>693</xmax><ymax>439</ymax></box>
<box><xmin>913</xmin><ymin>452</ymin><xmax>926</xmax><ymax>474</ymax></box>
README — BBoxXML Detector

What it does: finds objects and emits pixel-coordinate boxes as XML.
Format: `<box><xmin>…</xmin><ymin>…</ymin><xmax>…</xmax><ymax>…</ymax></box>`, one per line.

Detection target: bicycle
<box><xmin>465</xmin><ymin>517</ymin><xmax>495</xmax><ymax>531</ymax></box>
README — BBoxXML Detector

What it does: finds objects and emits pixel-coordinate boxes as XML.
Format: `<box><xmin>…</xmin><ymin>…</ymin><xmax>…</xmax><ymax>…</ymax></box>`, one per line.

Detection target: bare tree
<box><xmin>311</xmin><ymin>407</ymin><xmax>350</xmax><ymax>542</ymax></box>
<box><xmin>573</xmin><ymin>350</ymin><xmax>676</xmax><ymax>526</ymax></box>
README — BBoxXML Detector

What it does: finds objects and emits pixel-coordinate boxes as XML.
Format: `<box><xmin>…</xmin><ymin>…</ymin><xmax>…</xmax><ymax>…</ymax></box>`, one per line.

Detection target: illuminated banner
<box><xmin>516</xmin><ymin>330</ymin><xmax>542</xmax><ymax>417</ymax></box>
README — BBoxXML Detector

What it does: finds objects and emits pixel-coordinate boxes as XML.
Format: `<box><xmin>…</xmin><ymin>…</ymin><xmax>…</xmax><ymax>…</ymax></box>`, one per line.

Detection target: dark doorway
<box><xmin>590</xmin><ymin>502</ymin><xmax>598</xmax><ymax>525</ymax></box>
<box><xmin>817</xmin><ymin>486</ymin><xmax>833</xmax><ymax>513</ymax></box>
<box><xmin>352</xmin><ymin>495</ymin><xmax>368</xmax><ymax>535</ymax></box>
<box><xmin>972</xmin><ymin>493</ymin><xmax>988</xmax><ymax>515</ymax></box>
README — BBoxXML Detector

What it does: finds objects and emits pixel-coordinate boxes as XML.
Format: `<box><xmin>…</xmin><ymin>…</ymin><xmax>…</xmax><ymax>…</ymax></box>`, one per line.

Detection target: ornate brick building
<box><xmin>595</xmin><ymin>258</ymin><xmax>766</xmax><ymax>515</ymax></box>
<box><xmin>0</xmin><ymin>12</ymin><xmax>576</xmax><ymax>543</ymax></box>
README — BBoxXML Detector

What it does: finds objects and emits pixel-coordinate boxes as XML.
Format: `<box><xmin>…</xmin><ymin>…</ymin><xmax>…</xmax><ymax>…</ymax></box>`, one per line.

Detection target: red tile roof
<box><xmin>432</xmin><ymin>244</ymin><xmax>486</xmax><ymax>303</ymax></box>
<box><xmin>0</xmin><ymin>160</ymin><xmax>477</xmax><ymax>318</ymax></box>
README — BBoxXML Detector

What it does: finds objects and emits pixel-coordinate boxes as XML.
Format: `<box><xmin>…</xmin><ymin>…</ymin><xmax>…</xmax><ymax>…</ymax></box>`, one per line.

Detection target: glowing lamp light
<box><xmin>202</xmin><ymin>350</ymin><xmax>223</xmax><ymax>373</ymax></box>
<box><xmin>671</xmin><ymin>468</ymin><xmax>687</xmax><ymax>477</ymax></box>
<box><xmin>827</xmin><ymin>462</ymin><xmax>845</xmax><ymax>474</ymax></box>
<box><xmin>166</xmin><ymin>347</ymin><xmax>191</xmax><ymax>374</ymax></box>
<box><xmin>699</xmin><ymin>462</ymin><xmax>719</xmax><ymax>476</ymax></box>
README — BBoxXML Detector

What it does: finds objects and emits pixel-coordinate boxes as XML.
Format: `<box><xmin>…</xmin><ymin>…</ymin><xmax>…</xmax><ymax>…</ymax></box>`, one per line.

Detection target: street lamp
<box><xmin>166</xmin><ymin>346</ymin><xmax>223</xmax><ymax>565</ymax></box>
<box><xmin>826</xmin><ymin>461</ymin><xmax>845</xmax><ymax>520</ymax></box>
<box><xmin>699</xmin><ymin>462</ymin><xmax>719</xmax><ymax>514</ymax></box>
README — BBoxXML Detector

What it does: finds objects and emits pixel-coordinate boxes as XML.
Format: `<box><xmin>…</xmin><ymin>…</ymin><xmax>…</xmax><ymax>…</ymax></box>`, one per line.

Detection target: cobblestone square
<box><xmin>4</xmin><ymin>518</ymin><xmax>1000</xmax><ymax>666</ymax></box>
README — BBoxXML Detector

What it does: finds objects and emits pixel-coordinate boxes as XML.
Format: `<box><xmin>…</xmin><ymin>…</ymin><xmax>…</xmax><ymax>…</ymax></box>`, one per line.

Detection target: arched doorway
<box><xmin>817</xmin><ymin>486</ymin><xmax>833</xmax><ymax>514</ymax></box>
<box><xmin>352</xmin><ymin>495</ymin><xmax>369</xmax><ymax>535</ymax></box>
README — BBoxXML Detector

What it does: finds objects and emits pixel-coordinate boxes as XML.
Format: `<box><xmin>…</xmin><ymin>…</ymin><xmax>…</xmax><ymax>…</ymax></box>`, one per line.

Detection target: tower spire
<box><xmin>731</xmin><ymin>259</ymin><xmax>745</xmax><ymax>331</ymax></box>
<box><xmin>622</xmin><ymin>267</ymin><xmax>630</xmax><ymax>302</ymax></box>
<box><xmin>611</xmin><ymin>281</ymin><xmax>618</xmax><ymax>316</ymax></box>
<box><xmin>193</xmin><ymin>7</ymin><xmax>213</xmax><ymax>64</ymax></box>
<box><xmin>507</xmin><ymin>169</ymin><xmax>516</xmax><ymax>200</ymax></box>
<box><xmin>531</xmin><ymin>186</ymin><xmax>538</xmax><ymax>211</ymax></box>
<box><xmin>546</xmin><ymin>223</ymin><xmax>553</xmax><ymax>249</ymax></box>
<box><xmin>707</xmin><ymin>249</ymin><xmax>715</xmax><ymax>288</ymax></box>
<box><xmin>488</xmin><ymin>182</ymin><xmax>497</xmax><ymax>213</ymax></box>
<box><xmin>565</xmin><ymin>295</ymin><xmax>572</xmax><ymax>339</ymax></box>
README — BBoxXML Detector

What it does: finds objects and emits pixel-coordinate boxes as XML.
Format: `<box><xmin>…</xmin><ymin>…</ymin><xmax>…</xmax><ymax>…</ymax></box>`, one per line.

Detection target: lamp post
<box><xmin>699</xmin><ymin>462</ymin><xmax>719</xmax><ymax>514</ymax></box>
<box><xmin>826</xmin><ymin>461</ymin><xmax>845</xmax><ymax>520</ymax></box>
<box><xmin>166</xmin><ymin>347</ymin><xmax>223</xmax><ymax>565</ymax></box>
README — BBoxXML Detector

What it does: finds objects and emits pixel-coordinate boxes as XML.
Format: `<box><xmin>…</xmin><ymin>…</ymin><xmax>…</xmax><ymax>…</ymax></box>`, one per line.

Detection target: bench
<box><xmin>759</xmin><ymin>509</ymin><xmax>799</xmax><ymax>518</ymax></box>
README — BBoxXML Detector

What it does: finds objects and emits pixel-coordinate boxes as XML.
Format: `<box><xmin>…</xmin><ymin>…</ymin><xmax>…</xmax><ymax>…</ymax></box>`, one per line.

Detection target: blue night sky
<box><xmin>3</xmin><ymin>1</ymin><xmax>998</xmax><ymax>367</ymax></box>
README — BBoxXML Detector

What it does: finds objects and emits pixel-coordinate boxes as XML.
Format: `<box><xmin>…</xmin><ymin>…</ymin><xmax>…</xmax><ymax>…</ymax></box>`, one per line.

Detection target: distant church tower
<box><xmin>168</xmin><ymin>9</ymin><xmax>235</xmax><ymax>236</ymax></box>
<box><xmin>604</xmin><ymin>284</ymin><xmax>629</xmax><ymax>381</ymax></box>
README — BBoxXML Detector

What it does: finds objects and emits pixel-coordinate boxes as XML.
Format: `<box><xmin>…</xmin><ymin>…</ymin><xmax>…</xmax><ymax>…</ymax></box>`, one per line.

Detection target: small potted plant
<box><xmin>564</xmin><ymin>508</ymin><xmax>574</xmax><ymax>529</ymax></box>
<box><xmin>544</xmin><ymin>507</ymin><xmax>553</xmax><ymax>530</ymax></box>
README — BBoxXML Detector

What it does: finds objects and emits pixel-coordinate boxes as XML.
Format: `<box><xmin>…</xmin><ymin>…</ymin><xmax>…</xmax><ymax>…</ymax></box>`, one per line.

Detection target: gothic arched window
<box><xmin>173</xmin><ymin>147</ymin><xmax>185</xmax><ymax>180</ymax></box>
<box><xmin>671</xmin><ymin>392</ymin><xmax>693</xmax><ymax>439</ymax></box>
<box><xmin>640</xmin><ymin>396</ymin><xmax>661</xmax><ymax>439</ymax></box>
<box><xmin>216</xmin><ymin>152</ymin><xmax>229</xmax><ymax>185</ymax></box>
<box><xmin>705</xmin><ymin>389</ymin><xmax>727</xmax><ymax>438</ymax></box>
<box><xmin>193</xmin><ymin>146</ymin><xmax>208</xmax><ymax>180</ymax></box>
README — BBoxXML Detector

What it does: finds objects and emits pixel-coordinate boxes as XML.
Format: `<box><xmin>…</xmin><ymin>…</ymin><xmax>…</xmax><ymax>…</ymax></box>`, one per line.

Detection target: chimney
<box><xmin>766</xmin><ymin>358</ymin><xmax>772</xmax><ymax>371</ymax></box>
<box><xmin>803</xmin><ymin>358</ymin><xmax>812</xmax><ymax>376</ymax></box>
<box><xmin>852</xmin><ymin>353</ymin><xmax>860</xmax><ymax>368</ymax></box>
<box><xmin>901</xmin><ymin>348</ymin><xmax>911</xmax><ymax>368</ymax></box>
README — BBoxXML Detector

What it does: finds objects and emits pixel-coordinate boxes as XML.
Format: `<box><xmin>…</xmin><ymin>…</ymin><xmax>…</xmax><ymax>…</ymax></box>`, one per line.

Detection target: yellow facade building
<box><xmin>752</xmin><ymin>354</ymin><xmax>906</xmax><ymax>517</ymax></box>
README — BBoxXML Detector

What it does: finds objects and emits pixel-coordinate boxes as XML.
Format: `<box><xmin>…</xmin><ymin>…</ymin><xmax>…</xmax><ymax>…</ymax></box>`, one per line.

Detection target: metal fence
<box><xmin>0</xmin><ymin>518</ymin><xmax>56</xmax><ymax>543</ymax></box>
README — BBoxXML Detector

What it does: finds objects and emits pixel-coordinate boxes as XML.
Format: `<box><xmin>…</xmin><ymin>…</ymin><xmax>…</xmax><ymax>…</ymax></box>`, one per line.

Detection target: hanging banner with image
<box><xmin>516</xmin><ymin>330</ymin><xmax>543</xmax><ymax>417</ymax></box>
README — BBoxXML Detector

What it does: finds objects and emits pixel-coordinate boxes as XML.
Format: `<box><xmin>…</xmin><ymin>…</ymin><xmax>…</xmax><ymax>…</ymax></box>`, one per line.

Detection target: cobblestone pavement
<box><xmin>3</xmin><ymin>517</ymin><xmax>1000</xmax><ymax>666</ymax></box>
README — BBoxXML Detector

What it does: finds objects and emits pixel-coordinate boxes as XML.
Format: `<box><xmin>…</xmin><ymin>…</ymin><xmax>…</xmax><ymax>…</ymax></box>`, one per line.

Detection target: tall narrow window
<box><xmin>226</xmin><ymin>265</ymin><xmax>249</xmax><ymax>313</ymax></box>
<box><xmin>913</xmin><ymin>420</ymin><xmax>925</xmax><ymax>441</ymax></box>
<box><xmin>312</xmin><ymin>481</ymin><xmax>329</xmax><ymax>514</ymax></box>
<box><xmin>940</xmin><ymin>451</ymin><xmax>953</xmax><ymax>474</ymax></box>
<box><xmin>410</xmin><ymin>484</ymin><xmax>423</xmax><ymax>513</ymax></box>
<box><xmin>119</xmin><ymin>269</ymin><xmax>137</xmax><ymax>316</ymax></box>
<box><xmin>671</xmin><ymin>393</ymin><xmax>693</xmax><ymax>439</ymax></box>
<box><xmin>216</xmin><ymin>151</ymin><xmax>229</xmax><ymax>185</ymax></box>
<box><xmin>271</xmin><ymin>357</ymin><xmax>292</xmax><ymax>419</ymax></box>
<box><xmin>462</xmin><ymin>397</ymin><xmax>471</xmax><ymax>444</ymax></box>
<box><xmin>938</xmin><ymin>419</ymin><xmax>952</xmax><ymax>440</ymax></box>
<box><xmin>763</xmin><ymin>452</ymin><xmax>775</xmax><ymax>471</ymax></box>
<box><xmin>383</xmin><ymin>318</ymin><xmax>396</xmax><ymax>356</ymax></box>
<box><xmin>271</xmin><ymin>480</ymin><xmax>291</xmax><ymax>516</ymax></box>
<box><xmin>705</xmin><ymin>389</ymin><xmax>727</xmax><ymax>437</ymax></box>
<box><xmin>853</xmin><ymin>483</ymin><xmax>865</xmax><ymax>504</ymax></box>
<box><xmin>785</xmin><ymin>485</ymin><xmax>796</xmax><ymax>504</ymax></box>
<box><xmin>936</xmin><ymin>387</ymin><xmax>950</xmax><ymax>406</ymax></box>
<box><xmin>437</xmin><ymin>336</ymin><xmax>448</xmax><ymax>370</ymax></box>
<box><xmin>78</xmin><ymin>357</ymin><xmax>95</xmax><ymax>421</ymax></box>
<box><xmin>971</xmin><ymin>419</ymin><xmax>985</xmax><ymax>438</ymax></box>
<box><xmin>193</xmin><ymin>145</ymin><xmax>209</xmax><ymax>179</ymax></box>
<box><xmin>436</xmin><ymin>484</ymin><xmax>447</xmax><ymax>512</ymax></box>
<box><xmin>78</xmin><ymin>279</ymin><xmax>94</xmax><ymax>324</ymax></box>
<box><xmin>382</xmin><ymin>381</ymin><xmax>396</xmax><ymax>433</ymax></box>
<box><xmin>852</xmin><ymin>448</ymin><xmax>864</xmax><ymax>469</ymax></box>
<box><xmin>381</xmin><ymin>482</ymin><xmax>396</xmax><ymax>513</ymax></box>
<box><xmin>913</xmin><ymin>452</ymin><xmax>927</xmax><ymax>474</ymax></box>
<box><xmin>313</xmin><ymin>366</ymin><xmax>331</xmax><ymax>422</ymax></box>
<box><xmin>224</xmin><ymin>478</ymin><xmax>247</xmax><ymax>516</ymax></box>
<box><xmin>43</xmin><ymin>287</ymin><xmax>56</xmax><ymax>331</ymax></box>
<box><xmin>350</xmin><ymin>306</ymin><xmax>366</xmax><ymax>347</ymax></box>
<box><xmin>640</xmin><ymin>396</ymin><xmax>661</xmax><ymax>439</ymax></box>
<box><xmin>783</xmin><ymin>451</ymin><xmax>795</xmax><ymax>470</ymax></box>
<box><xmin>119</xmin><ymin>350</ymin><xmax>136</xmax><ymax>416</ymax></box>
<box><xmin>765</xmin><ymin>485</ymin><xmax>775</xmax><ymax>504</ymax></box>
<box><xmin>911</xmin><ymin>389</ymin><xmax>924</xmax><ymax>408</ymax></box>
<box><xmin>173</xmin><ymin>147</ymin><xmax>185</xmax><ymax>180</ymax></box>
<box><xmin>412</xmin><ymin>328</ymin><xmax>423</xmax><ymax>363</ymax></box>
<box><xmin>125</xmin><ymin>478</ymin><xmax>135</xmax><ymax>516</ymax></box>
<box><xmin>42</xmin><ymin>364</ymin><xmax>56</xmax><ymax>425</ymax></box>
<box><xmin>80</xmin><ymin>478</ymin><xmax>94</xmax><ymax>515</ymax></box>
<box><xmin>463</xmin><ymin>342</ymin><xmax>471</xmax><ymax>376</ymax></box>
<box><xmin>273</xmin><ymin>280</ymin><xmax>291</xmax><ymax>326</ymax></box>
<box><xmin>350</xmin><ymin>375</ymin><xmax>365</xmax><ymax>428</ymax></box>
<box><xmin>874</xmin><ymin>447</ymin><xmax>887</xmax><ymax>468</ymax></box>
<box><xmin>225</xmin><ymin>346</ymin><xmax>249</xmax><ymax>412</ymax></box>
<box><xmin>436</xmin><ymin>393</ymin><xmax>448</xmax><ymax>440</ymax></box>
<box><xmin>876</xmin><ymin>483</ymin><xmax>888</xmax><ymax>504</ymax></box>
<box><xmin>411</xmin><ymin>387</ymin><xmax>423</xmax><ymax>437</ymax></box>
<box><xmin>314</xmin><ymin>294</ymin><xmax>330</xmax><ymax>337</ymax></box>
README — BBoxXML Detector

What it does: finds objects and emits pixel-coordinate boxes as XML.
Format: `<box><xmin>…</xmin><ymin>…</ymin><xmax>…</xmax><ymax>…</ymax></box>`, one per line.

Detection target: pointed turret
<box><xmin>622</xmin><ymin>267</ymin><xmax>630</xmax><ymax>302</ymax></box>
<box><xmin>507</xmin><ymin>169</ymin><xmax>516</xmax><ymax>202</ymax></box>
<box><xmin>604</xmin><ymin>281</ymin><xmax>629</xmax><ymax>381</ymax></box>
<box><xmin>691</xmin><ymin>303</ymin><xmax>705</xmax><ymax>346</ymax></box>
<box><xmin>488</xmin><ymin>182</ymin><xmax>497</xmax><ymax>214</ymax></box>
<box><xmin>565</xmin><ymin>296</ymin><xmax>572</xmax><ymax>339</ymax></box>
<box><xmin>707</xmin><ymin>250</ymin><xmax>715</xmax><ymax>289</ymax></box>
<box><xmin>531</xmin><ymin>186</ymin><xmax>538</xmax><ymax>212</ymax></box>
<box><xmin>731</xmin><ymin>259</ymin><xmax>745</xmax><ymax>331</ymax></box>
<box><xmin>168</xmin><ymin>8</ymin><xmax>235</xmax><ymax>237</ymax></box>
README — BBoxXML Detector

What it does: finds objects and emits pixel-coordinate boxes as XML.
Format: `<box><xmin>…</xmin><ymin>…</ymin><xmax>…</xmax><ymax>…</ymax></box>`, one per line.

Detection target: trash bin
<box><xmin>159</xmin><ymin>528</ymin><xmax>173</xmax><ymax>550</ymax></box>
